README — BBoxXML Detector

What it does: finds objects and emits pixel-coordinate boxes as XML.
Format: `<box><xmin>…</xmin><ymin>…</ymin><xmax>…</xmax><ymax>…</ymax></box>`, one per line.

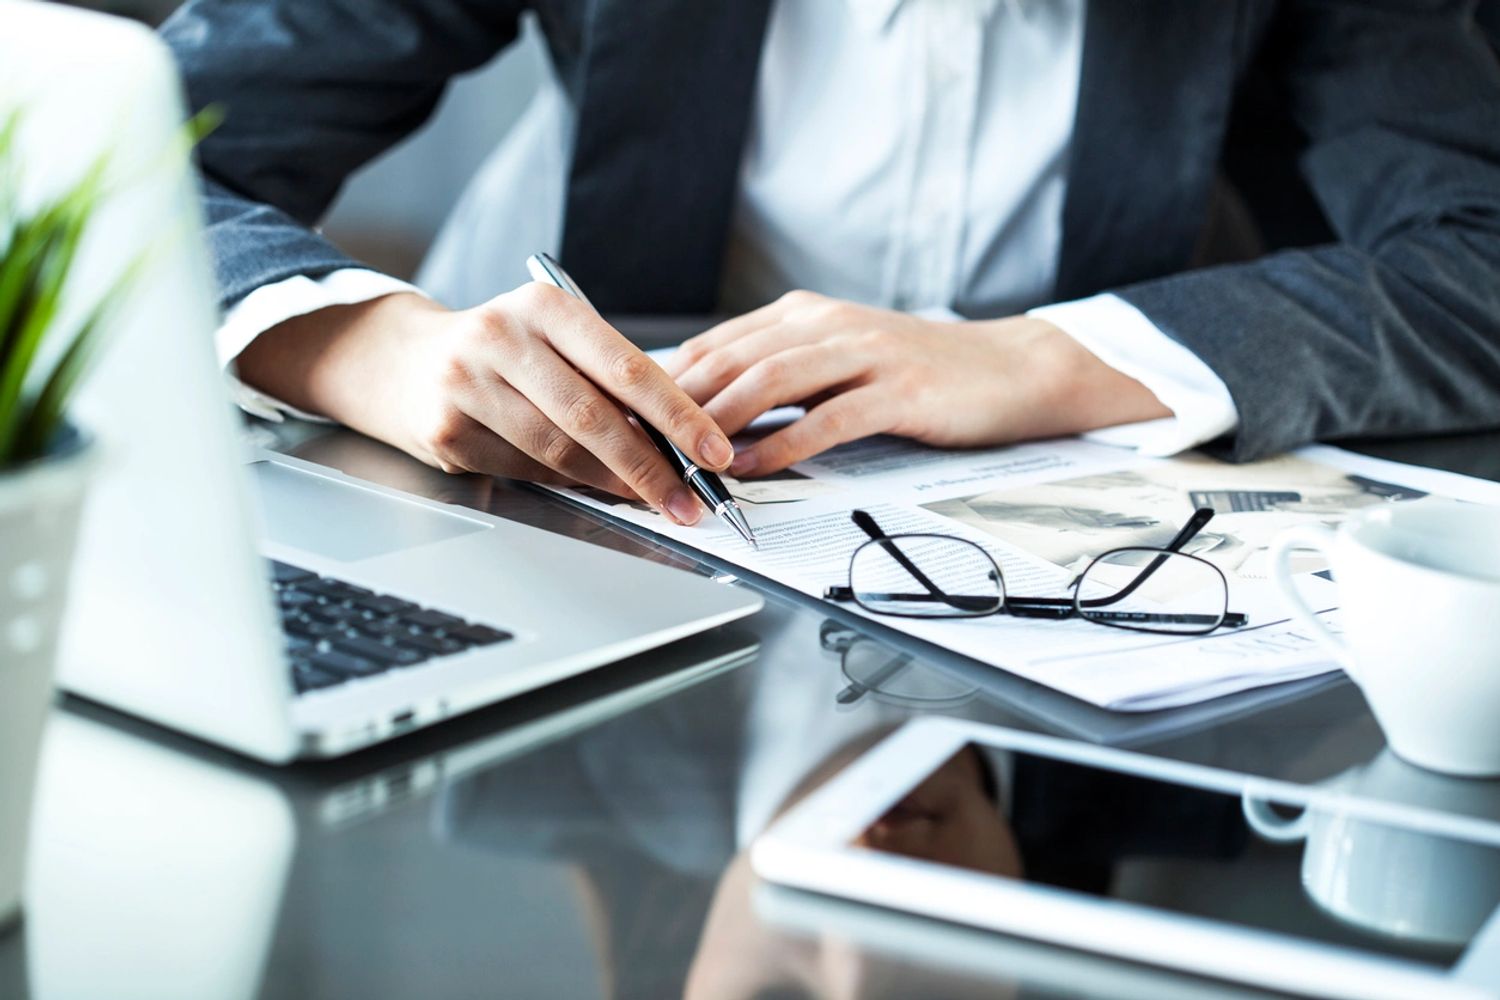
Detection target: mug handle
<box><xmin>1268</xmin><ymin>524</ymin><xmax>1354</xmax><ymax>676</ymax></box>
<box><xmin>1240</xmin><ymin>791</ymin><xmax>1311</xmax><ymax>843</ymax></box>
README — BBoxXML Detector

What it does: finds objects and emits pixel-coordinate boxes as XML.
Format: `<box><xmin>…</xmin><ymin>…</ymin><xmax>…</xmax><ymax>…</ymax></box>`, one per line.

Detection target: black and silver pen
<box><xmin>525</xmin><ymin>253</ymin><xmax>759</xmax><ymax>549</ymax></box>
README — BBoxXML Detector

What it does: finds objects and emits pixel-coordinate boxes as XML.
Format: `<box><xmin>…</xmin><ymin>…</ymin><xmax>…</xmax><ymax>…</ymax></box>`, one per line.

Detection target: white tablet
<box><xmin>751</xmin><ymin>717</ymin><xmax>1500</xmax><ymax>1000</ymax></box>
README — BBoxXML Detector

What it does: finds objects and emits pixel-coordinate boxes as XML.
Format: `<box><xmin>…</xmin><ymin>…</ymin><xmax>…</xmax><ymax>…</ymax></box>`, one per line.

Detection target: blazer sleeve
<box><xmin>1113</xmin><ymin>0</ymin><xmax>1500</xmax><ymax>461</ymax></box>
<box><xmin>159</xmin><ymin>0</ymin><xmax>526</xmax><ymax>311</ymax></box>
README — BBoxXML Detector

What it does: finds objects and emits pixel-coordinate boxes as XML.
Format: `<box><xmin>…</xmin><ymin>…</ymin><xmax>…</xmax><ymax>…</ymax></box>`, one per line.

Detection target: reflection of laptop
<box><xmin>313</xmin><ymin>628</ymin><xmax>758</xmax><ymax>828</ymax></box>
<box><xmin>10</xmin><ymin>4</ymin><xmax>760</xmax><ymax>762</ymax></box>
<box><xmin>29</xmin><ymin>629</ymin><xmax>757</xmax><ymax>1000</ymax></box>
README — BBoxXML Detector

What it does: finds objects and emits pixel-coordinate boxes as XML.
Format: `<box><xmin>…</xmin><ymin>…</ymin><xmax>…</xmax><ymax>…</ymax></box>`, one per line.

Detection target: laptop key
<box><xmin>399</xmin><ymin>608</ymin><xmax>465</xmax><ymax>631</ymax></box>
<box><xmin>292</xmin><ymin>664</ymin><xmax>345</xmax><ymax>693</ymax></box>
<box><xmin>307</xmin><ymin>648</ymin><xmax>386</xmax><ymax>678</ymax></box>
<box><xmin>302</xmin><ymin>578</ymin><xmax>374</xmax><ymax>602</ymax></box>
<box><xmin>350</xmin><ymin>618</ymin><xmax>412</xmax><ymax>639</ymax></box>
<box><xmin>447</xmin><ymin>624</ymin><xmax>513</xmax><ymax>647</ymax></box>
<box><xmin>351</xmin><ymin>594</ymin><xmax>418</xmax><ymax>617</ymax></box>
<box><xmin>285</xmin><ymin>616</ymin><xmax>340</xmax><ymax>640</ymax></box>
<box><xmin>329</xmin><ymin>634</ymin><xmax>427</xmax><ymax>667</ymax></box>
<box><xmin>306</xmin><ymin>603</ymin><xmax>366</xmax><ymax>626</ymax></box>
<box><xmin>392</xmin><ymin>631</ymin><xmax>466</xmax><ymax>657</ymax></box>
<box><xmin>278</xmin><ymin>590</ymin><xmax>318</xmax><ymax>611</ymax></box>
<box><xmin>269</xmin><ymin>560</ymin><xmax>316</xmax><ymax>586</ymax></box>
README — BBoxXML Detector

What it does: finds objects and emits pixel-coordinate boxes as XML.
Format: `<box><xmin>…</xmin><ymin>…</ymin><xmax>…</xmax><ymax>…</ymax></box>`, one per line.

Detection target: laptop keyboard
<box><xmin>270</xmin><ymin>561</ymin><xmax>513</xmax><ymax>695</ymax></box>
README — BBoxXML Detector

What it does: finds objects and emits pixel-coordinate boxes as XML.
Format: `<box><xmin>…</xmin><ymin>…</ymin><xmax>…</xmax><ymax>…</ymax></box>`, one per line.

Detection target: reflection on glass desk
<box><xmin>752</xmin><ymin>722</ymin><xmax>1500</xmax><ymax>997</ymax></box>
<box><xmin>1</xmin><ymin>421</ymin><xmax>1498</xmax><ymax>999</ymax></box>
<box><xmin>20</xmin><ymin>629</ymin><xmax>757</xmax><ymax>1000</ymax></box>
<box><xmin>854</xmin><ymin>743</ymin><xmax>1499</xmax><ymax>981</ymax></box>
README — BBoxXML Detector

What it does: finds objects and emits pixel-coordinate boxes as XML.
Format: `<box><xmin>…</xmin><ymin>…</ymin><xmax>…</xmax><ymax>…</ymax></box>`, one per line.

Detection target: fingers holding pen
<box><xmin>452</xmin><ymin>390</ymin><xmax>630</xmax><ymax>495</ymax></box>
<box><xmin>521</xmin><ymin>283</ymin><xmax>735</xmax><ymax>472</ymax></box>
<box><xmin>463</xmin><ymin>286</ymin><xmax>721</xmax><ymax>524</ymax></box>
<box><xmin>502</xmin><ymin>348</ymin><xmax>707</xmax><ymax>523</ymax></box>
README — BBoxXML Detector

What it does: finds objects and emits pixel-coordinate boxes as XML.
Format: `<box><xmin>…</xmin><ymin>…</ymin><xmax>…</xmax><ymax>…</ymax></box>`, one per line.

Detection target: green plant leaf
<box><xmin>186</xmin><ymin>104</ymin><xmax>225</xmax><ymax>146</ymax></box>
<box><xmin>0</xmin><ymin>111</ymin><xmax>19</xmax><ymax>259</ymax></box>
<box><xmin>0</xmin><ymin>106</ymin><xmax>218</xmax><ymax>465</ymax></box>
<box><xmin>0</xmin><ymin>157</ymin><xmax>107</xmax><ymax>463</ymax></box>
<box><xmin>13</xmin><ymin>246</ymin><xmax>152</xmax><ymax>459</ymax></box>
<box><xmin>0</xmin><ymin>200</ymin><xmax>73</xmax><ymax>362</ymax></box>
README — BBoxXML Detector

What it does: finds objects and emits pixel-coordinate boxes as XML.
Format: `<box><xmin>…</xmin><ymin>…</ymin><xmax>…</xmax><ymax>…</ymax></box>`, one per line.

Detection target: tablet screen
<box><xmin>851</xmin><ymin>744</ymin><xmax>1500</xmax><ymax>969</ymax></box>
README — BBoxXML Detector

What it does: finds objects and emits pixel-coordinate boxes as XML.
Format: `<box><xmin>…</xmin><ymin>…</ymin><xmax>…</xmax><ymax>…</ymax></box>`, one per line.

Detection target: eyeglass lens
<box><xmin>849</xmin><ymin>535</ymin><xmax>1003</xmax><ymax>618</ymax></box>
<box><xmin>1073</xmin><ymin>548</ymin><xmax>1228</xmax><ymax>635</ymax></box>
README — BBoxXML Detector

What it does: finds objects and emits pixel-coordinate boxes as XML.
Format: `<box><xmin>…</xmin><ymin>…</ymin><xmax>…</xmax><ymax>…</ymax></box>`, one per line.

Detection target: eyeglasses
<box><xmin>823</xmin><ymin>508</ymin><xmax>1247</xmax><ymax>636</ymax></box>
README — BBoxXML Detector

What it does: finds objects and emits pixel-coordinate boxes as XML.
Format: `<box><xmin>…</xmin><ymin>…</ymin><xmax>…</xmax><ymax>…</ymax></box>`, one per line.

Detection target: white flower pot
<box><xmin>0</xmin><ymin>429</ymin><xmax>95</xmax><ymax>931</ymax></box>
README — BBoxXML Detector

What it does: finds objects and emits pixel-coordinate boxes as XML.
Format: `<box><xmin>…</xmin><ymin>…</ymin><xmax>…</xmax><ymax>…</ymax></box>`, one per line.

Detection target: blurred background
<box><xmin>54</xmin><ymin>0</ymin><xmax>548</xmax><ymax>281</ymax></box>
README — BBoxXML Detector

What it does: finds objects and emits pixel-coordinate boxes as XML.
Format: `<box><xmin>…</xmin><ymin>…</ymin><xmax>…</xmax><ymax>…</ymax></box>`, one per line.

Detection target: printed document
<box><xmin>546</xmin><ymin>418</ymin><xmax>1500</xmax><ymax>711</ymax></box>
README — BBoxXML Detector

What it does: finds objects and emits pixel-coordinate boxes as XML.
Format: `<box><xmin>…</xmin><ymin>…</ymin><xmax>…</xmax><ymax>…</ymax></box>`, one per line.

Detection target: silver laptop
<box><xmin>12</xmin><ymin>3</ymin><xmax>760</xmax><ymax>763</ymax></box>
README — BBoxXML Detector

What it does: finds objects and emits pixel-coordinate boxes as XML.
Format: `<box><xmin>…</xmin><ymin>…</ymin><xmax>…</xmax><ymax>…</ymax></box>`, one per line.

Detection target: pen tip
<box><xmin>722</xmin><ymin>502</ymin><xmax>759</xmax><ymax>550</ymax></box>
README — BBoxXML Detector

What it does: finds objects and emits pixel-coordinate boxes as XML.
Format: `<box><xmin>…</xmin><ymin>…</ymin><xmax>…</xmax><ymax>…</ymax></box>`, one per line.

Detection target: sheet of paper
<box><xmin>552</xmin><ymin>371</ymin><xmax>1500</xmax><ymax>710</ymax></box>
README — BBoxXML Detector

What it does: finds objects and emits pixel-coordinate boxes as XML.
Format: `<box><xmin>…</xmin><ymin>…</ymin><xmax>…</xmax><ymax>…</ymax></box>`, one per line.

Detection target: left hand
<box><xmin>666</xmin><ymin>291</ymin><xmax>1169</xmax><ymax>476</ymax></box>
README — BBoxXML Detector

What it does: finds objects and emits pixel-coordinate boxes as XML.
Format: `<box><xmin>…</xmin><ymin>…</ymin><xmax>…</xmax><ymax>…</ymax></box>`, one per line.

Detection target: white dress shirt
<box><xmin>219</xmin><ymin>0</ymin><xmax>1238</xmax><ymax>454</ymax></box>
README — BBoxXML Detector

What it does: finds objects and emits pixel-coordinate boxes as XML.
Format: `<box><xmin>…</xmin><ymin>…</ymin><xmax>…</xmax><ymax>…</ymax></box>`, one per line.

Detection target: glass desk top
<box><xmin>3</xmin><ymin>418</ymin><xmax>1499</xmax><ymax>1000</ymax></box>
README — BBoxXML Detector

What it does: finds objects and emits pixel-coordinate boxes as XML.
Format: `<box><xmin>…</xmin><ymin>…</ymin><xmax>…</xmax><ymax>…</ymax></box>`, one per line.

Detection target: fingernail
<box><xmin>730</xmin><ymin>451</ymin><xmax>758</xmax><ymax>477</ymax></box>
<box><xmin>700</xmin><ymin>433</ymin><xmax>733</xmax><ymax>468</ymax></box>
<box><xmin>666</xmin><ymin>488</ymin><xmax>702</xmax><ymax>525</ymax></box>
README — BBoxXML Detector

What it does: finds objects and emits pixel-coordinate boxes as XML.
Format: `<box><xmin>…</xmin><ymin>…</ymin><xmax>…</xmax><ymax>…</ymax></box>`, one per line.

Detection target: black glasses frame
<box><xmin>823</xmin><ymin>508</ymin><xmax>1248</xmax><ymax>636</ymax></box>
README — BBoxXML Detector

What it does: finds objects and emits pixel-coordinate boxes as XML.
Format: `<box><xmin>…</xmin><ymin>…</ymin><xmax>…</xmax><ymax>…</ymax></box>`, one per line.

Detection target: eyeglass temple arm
<box><xmin>850</xmin><ymin>509</ymin><xmax>886</xmax><ymax>542</ymax></box>
<box><xmin>847</xmin><ymin>509</ymin><xmax>959</xmax><ymax>606</ymax></box>
<box><xmin>820</xmin><ymin>586</ymin><xmax>1248</xmax><ymax>628</ymax></box>
<box><xmin>1074</xmin><ymin>507</ymin><xmax>1216</xmax><ymax>609</ymax></box>
<box><xmin>824</xmin><ymin>586</ymin><xmax>1069</xmax><ymax>611</ymax></box>
<box><xmin>1165</xmin><ymin>507</ymin><xmax>1216</xmax><ymax>551</ymax></box>
<box><xmin>822</xmin><ymin>586</ymin><xmax>1005</xmax><ymax>613</ymax></box>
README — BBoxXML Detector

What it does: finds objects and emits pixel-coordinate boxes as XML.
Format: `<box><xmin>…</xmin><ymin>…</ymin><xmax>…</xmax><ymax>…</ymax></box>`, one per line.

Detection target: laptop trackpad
<box><xmin>251</xmin><ymin>460</ymin><xmax>490</xmax><ymax>562</ymax></box>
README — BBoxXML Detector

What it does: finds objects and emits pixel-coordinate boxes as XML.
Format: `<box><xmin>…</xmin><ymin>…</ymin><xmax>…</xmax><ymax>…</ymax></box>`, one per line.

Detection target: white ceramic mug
<box><xmin>1243</xmin><ymin>751</ymin><xmax>1500</xmax><ymax>946</ymax></box>
<box><xmin>1269</xmin><ymin>499</ymin><xmax>1500</xmax><ymax>776</ymax></box>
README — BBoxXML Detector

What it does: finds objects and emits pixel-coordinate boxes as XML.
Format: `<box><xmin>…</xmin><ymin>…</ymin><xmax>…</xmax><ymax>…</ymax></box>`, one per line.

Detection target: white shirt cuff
<box><xmin>1028</xmin><ymin>293</ymin><xmax>1238</xmax><ymax>456</ymax></box>
<box><xmin>215</xmin><ymin>268</ymin><xmax>427</xmax><ymax>423</ymax></box>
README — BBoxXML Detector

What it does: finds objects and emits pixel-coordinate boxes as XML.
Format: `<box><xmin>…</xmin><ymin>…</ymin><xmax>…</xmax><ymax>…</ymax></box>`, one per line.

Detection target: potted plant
<box><xmin>0</xmin><ymin>110</ymin><xmax>139</xmax><ymax>931</ymax></box>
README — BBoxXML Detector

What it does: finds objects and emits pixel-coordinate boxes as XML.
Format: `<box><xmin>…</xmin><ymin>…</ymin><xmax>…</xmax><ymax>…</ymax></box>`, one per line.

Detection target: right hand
<box><xmin>234</xmin><ymin>284</ymin><xmax>734</xmax><ymax>525</ymax></box>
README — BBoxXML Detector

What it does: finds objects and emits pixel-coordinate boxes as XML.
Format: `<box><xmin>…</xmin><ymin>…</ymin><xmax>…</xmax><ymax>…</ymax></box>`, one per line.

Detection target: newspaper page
<box><xmin>546</xmin><ymin>420</ymin><xmax>1500</xmax><ymax>711</ymax></box>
